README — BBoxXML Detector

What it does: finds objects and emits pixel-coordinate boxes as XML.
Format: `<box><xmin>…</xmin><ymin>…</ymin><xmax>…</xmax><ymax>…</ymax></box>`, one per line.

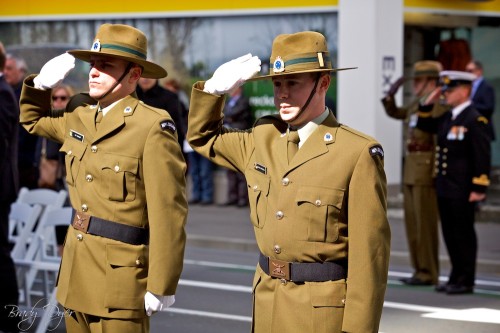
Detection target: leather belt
<box><xmin>71</xmin><ymin>209</ymin><xmax>149</xmax><ymax>245</ymax></box>
<box><xmin>407</xmin><ymin>142</ymin><xmax>433</xmax><ymax>152</ymax></box>
<box><xmin>259</xmin><ymin>252</ymin><xmax>346</xmax><ymax>282</ymax></box>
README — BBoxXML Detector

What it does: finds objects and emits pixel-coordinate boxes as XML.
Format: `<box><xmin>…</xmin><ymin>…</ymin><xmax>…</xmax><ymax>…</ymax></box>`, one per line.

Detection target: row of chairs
<box><xmin>9</xmin><ymin>187</ymin><xmax>72</xmax><ymax>333</ymax></box>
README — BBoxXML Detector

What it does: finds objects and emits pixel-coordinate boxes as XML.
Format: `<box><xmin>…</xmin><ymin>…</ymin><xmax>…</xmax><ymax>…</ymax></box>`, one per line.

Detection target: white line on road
<box><xmin>164</xmin><ymin>307</ymin><xmax>252</xmax><ymax>322</ymax></box>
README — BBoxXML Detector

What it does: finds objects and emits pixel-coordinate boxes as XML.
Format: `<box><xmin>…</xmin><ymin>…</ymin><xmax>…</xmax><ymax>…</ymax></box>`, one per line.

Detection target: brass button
<box><xmin>443</xmin><ymin>155</ymin><xmax>447</xmax><ymax>160</ymax></box>
<box><xmin>85</xmin><ymin>174</ymin><xmax>93</xmax><ymax>182</ymax></box>
<box><xmin>91</xmin><ymin>145</ymin><xmax>98</xmax><ymax>153</ymax></box>
<box><xmin>114</xmin><ymin>165</ymin><xmax>120</xmax><ymax>172</ymax></box>
<box><xmin>81</xmin><ymin>204</ymin><xmax>88</xmax><ymax>212</ymax></box>
<box><xmin>76</xmin><ymin>234</ymin><xmax>83</xmax><ymax>241</ymax></box>
<box><xmin>135</xmin><ymin>259</ymin><xmax>141</xmax><ymax>266</ymax></box>
<box><xmin>315</xmin><ymin>199</ymin><xmax>321</xmax><ymax>206</ymax></box>
<box><xmin>342</xmin><ymin>299</ymin><xmax>346</xmax><ymax>305</ymax></box>
<box><xmin>443</xmin><ymin>148</ymin><xmax>448</xmax><ymax>153</ymax></box>
<box><xmin>275</xmin><ymin>211</ymin><xmax>284</xmax><ymax>220</ymax></box>
<box><xmin>442</xmin><ymin>171</ymin><xmax>447</xmax><ymax>175</ymax></box>
<box><xmin>253</xmin><ymin>185</ymin><xmax>258</xmax><ymax>191</ymax></box>
<box><xmin>436</xmin><ymin>146</ymin><xmax>440</xmax><ymax>151</ymax></box>
<box><xmin>280</xmin><ymin>279</ymin><xmax>287</xmax><ymax>285</ymax></box>
<box><xmin>273</xmin><ymin>245</ymin><xmax>281</xmax><ymax>254</ymax></box>
<box><xmin>67</xmin><ymin>150</ymin><xmax>72</xmax><ymax>155</ymax></box>
<box><xmin>281</xmin><ymin>178</ymin><xmax>290</xmax><ymax>186</ymax></box>
<box><xmin>442</xmin><ymin>163</ymin><xmax>448</xmax><ymax>168</ymax></box>
<box><xmin>435</xmin><ymin>161</ymin><xmax>439</xmax><ymax>166</ymax></box>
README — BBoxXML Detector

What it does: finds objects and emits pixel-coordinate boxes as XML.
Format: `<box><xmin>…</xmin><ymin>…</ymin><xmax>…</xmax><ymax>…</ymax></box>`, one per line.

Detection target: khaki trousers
<box><xmin>64</xmin><ymin>310</ymin><xmax>149</xmax><ymax>333</ymax></box>
<box><xmin>403</xmin><ymin>183</ymin><xmax>439</xmax><ymax>283</ymax></box>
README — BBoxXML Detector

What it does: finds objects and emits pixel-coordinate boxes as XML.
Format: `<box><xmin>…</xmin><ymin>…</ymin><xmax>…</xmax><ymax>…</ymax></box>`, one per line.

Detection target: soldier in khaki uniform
<box><xmin>188</xmin><ymin>31</ymin><xmax>390</xmax><ymax>333</ymax></box>
<box><xmin>381</xmin><ymin>61</ymin><xmax>448</xmax><ymax>286</ymax></box>
<box><xmin>19</xmin><ymin>24</ymin><xmax>187</xmax><ymax>333</ymax></box>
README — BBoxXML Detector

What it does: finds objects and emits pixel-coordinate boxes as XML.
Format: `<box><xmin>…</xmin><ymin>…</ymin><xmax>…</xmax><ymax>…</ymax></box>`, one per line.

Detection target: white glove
<box><xmin>144</xmin><ymin>291</ymin><xmax>175</xmax><ymax>316</ymax></box>
<box><xmin>204</xmin><ymin>53</ymin><xmax>261</xmax><ymax>95</ymax></box>
<box><xmin>33</xmin><ymin>53</ymin><xmax>75</xmax><ymax>90</ymax></box>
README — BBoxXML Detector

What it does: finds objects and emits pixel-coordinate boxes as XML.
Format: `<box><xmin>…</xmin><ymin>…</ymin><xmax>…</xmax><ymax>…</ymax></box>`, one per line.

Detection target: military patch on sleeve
<box><xmin>160</xmin><ymin>120</ymin><xmax>176</xmax><ymax>133</ymax></box>
<box><xmin>369</xmin><ymin>145</ymin><xmax>384</xmax><ymax>159</ymax></box>
<box><xmin>477</xmin><ymin>116</ymin><xmax>489</xmax><ymax>125</ymax></box>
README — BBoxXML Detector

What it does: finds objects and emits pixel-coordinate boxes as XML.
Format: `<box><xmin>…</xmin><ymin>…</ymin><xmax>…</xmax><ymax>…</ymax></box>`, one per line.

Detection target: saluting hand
<box><xmin>204</xmin><ymin>53</ymin><xmax>261</xmax><ymax>95</ymax></box>
<box><xmin>34</xmin><ymin>53</ymin><xmax>75</xmax><ymax>90</ymax></box>
<box><xmin>386</xmin><ymin>76</ymin><xmax>405</xmax><ymax>97</ymax></box>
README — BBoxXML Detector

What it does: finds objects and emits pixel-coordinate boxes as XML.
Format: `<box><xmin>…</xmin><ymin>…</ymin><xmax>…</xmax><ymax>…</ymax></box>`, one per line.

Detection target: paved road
<box><xmin>25</xmin><ymin>203</ymin><xmax>500</xmax><ymax>332</ymax></box>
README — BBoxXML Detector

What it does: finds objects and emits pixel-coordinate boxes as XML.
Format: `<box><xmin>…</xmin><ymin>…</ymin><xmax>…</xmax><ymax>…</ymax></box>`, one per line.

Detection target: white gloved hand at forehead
<box><xmin>33</xmin><ymin>53</ymin><xmax>76</xmax><ymax>90</ymax></box>
<box><xmin>204</xmin><ymin>53</ymin><xmax>261</xmax><ymax>95</ymax></box>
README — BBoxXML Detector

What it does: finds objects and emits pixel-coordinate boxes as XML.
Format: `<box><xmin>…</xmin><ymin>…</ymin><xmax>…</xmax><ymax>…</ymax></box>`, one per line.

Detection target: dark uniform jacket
<box><xmin>188</xmin><ymin>82</ymin><xmax>390</xmax><ymax>333</ymax></box>
<box><xmin>471</xmin><ymin>79</ymin><xmax>496</xmax><ymax>140</ymax></box>
<box><xmin>417</xmin><ymin>103</ymin><xmax>491</xmax><ymax>199</ymax></box>
<box><xmin>0</xmin><ymin>75</ymin><xmax>19</xmax><ymax>203</ymax></box>
<box><xmin>381</xmin><ymin>95</ymin><xmax>449</xmax><ymax>185</ymax></box>
<box><xmin>20</xmin><ymin>75</ymin><xmax>187</xmax><ymax>319</ymax></box>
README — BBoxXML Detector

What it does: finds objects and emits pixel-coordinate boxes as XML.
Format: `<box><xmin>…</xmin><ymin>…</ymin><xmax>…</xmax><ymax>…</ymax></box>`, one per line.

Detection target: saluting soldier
<box><xmin>19</xmin><ymin>24</ymin><xmax>187</xmax><ymax>332</ymax></box>
<box><xmin>417</xmin><ymin>70</ymin><xmax>491</xmax><ymax>295</ymax></box>
<box><xmin>187</xmin><ymin>31</ymin><xmax>390</xmax><ymax>333</ymax></box>
<box><xmin>381</xmin><ymin>61</ymin><xmax>449</xmax><ymax>286</ymax></box>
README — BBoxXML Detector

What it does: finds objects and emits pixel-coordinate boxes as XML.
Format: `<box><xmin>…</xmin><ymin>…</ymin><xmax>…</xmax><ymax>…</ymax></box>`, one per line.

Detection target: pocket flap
<box><xmin>60</xmin><ymin>140</ymin><xmax>87</xmax><ymax>161</ymax></box>
<box><xmin>248</xmin><ymin>172</ymin><xmax>270</xmax><ymax>196</ymax></box>
<box><xmin>310</xmin><ymin>281</ymin><xmax>346</xmax><ymax>307</ymax></box>
<box><xmin>102</xmin><ymin>153</ymin><xmax>139</xmax><ymax>175</ymax></box>
<box><xmin>106</xmin><ymin>244</ymin><xmax>145</xmax><ymax>267</ymax></box>
<box><xmin>296</xmin><ymin>187</ymin><xmax>344</xmax><ymax>209</ymax></box>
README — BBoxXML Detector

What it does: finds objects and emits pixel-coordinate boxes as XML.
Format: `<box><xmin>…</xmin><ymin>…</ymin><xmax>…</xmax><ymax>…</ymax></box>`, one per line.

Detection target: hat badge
<box><xmin>273</xmin><ymin>56</ymin><xmax>285</xmax><ymax>73</ymax></box>
<box><xmin>442</xmin><ymin>76</ymin><xmax>450</xmax><ymax>85</ymax></box>
<box><xmin>91</xmin><ymin>39</ymin><xmax>101</xmax><ymax>52</ymax></box>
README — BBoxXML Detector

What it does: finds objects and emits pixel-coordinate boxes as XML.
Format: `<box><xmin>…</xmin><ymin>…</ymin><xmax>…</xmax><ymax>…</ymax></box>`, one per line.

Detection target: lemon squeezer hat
<box><xmin>248</xmin><ymin>31</ymin><xmax>355</xmax><ymax>81</ymax></box>
<box><xmin>68</xmin><ymin>23</ymin><xmax>167</xmax><ymax>79</ymax></box>
<box><xmin>409</xmin><ymin>60</ymin><xmax>442</xmax><ymax>80</ymax></box>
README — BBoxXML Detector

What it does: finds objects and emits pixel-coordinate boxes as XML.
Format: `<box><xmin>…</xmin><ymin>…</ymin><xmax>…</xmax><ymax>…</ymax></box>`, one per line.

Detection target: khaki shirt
<box><xmin>20</xmin><ymin>75</ymin><xmax>188</xmax><ymax>318</ymax></box>
<box><xmin>188</xmin><ymin>82</ymin><xmax>390</xmax><ymax>333</ymax></box>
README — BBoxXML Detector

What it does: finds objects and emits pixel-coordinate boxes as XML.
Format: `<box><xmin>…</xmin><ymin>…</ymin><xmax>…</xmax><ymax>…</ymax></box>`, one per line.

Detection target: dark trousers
<box><xmin>0</xmin><ymin>201</ymin><xmax>20</xmax><ymax>332</ymax></box>
<box><xmin>226</xmin><ymin>170</ymin><xmax>248</xmax><ymax>205</ymax></box>
<box><xmin>437</xmin><ymin>196</ymin><xmax>477</xmax><ymax>287</ymax></box>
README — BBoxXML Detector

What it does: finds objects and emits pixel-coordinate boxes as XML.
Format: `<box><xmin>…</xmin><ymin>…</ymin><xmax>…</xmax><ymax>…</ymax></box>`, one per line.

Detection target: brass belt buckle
<box><xmin>73</xmin><ymin>212</ymin><xmax>90</xmax><ymax>233</ymax></box>
<box><xmin>268</xmin><ymin>258</ymin><xmax>291</xmax><ymax>280</ymax></box>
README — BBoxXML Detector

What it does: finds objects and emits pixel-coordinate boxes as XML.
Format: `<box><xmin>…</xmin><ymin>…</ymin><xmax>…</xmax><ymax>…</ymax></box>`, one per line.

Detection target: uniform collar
<box><xmin>295</xmin><ymin>107</ymin><xmax>329</xmax><ymax>148</ymax></box>
<box><xmin>451</xmin><ymin>100</ymin><xmax>471</xmax><ymax>120</ymax></box>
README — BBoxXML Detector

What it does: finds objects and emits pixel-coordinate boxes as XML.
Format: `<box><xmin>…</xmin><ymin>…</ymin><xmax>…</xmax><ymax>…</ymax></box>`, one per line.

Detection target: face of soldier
<box><xmin>88</xmin><ymin>55</ymin><xmax>141</xmax><ymax>107</ymax></box>
<box><xmin>412</xmin><ymin>77</ymin><xmax>434</xmax><ymax>97</ymax></box>
<box><xmin>442</xmin><ymin>85</ymin><xmax>470</xmax><ymax>107</ymax></box>
<box><xmin>273</xmin><ymin>73</ymin><xmax>328</xmax><ymax>126</ymax></box>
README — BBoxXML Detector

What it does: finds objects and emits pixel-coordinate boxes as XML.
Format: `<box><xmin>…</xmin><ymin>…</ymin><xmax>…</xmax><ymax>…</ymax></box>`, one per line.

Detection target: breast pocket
<box><xmin>60</xmin><ymin>140</ymin><xmax>87</xmax><ymax>186</ymax></box>
<box><xmin>102</xmin><ymin>154</ymin><xmax>139</xmax><ymax>202</ymax></box>
<box><xmin>295</xmin><ymin>186</ymin><xmax>344</xmax><ymax>242</ymax></box>
<box><xmin>246</xmin><ymin>171</ymin><xmax>270</xmax><ymax>228</ymax></box>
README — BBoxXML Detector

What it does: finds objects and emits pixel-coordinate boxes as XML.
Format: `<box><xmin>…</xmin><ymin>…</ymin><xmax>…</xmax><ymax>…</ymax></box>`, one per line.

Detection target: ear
<box><xmin>319</xmin><ymin>74</ymin><xmax>331</xmax><ymax>92</ymax></box>
<box><xmin>129</xmin><ymin>65</ymin><xmax>142</xmax><ymax>82</ymax></box>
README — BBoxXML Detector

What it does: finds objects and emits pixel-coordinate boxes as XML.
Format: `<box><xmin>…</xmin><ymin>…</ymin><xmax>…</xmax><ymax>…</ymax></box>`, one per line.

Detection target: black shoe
<box><xmin>446</xmin><ymin>284</ymin><xmax>473</xmax><ymax>295</ymax></box>
<box><xmin>400</xmin><ymin>277</ymin><xmax>433</xmax><ymax>286</ymax></box>
<box><xmin>435</xmin><ymin>284</ymin><xmax>449</xmax><ymax>292</ymax></box>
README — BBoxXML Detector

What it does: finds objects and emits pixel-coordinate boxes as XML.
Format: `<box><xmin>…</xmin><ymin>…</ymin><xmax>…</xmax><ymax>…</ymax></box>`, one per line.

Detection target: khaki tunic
<box><xmin>188</xmin><ymin>82</ymin><xmax>390</xmax><ymax>333</ymax></box>
<box><xmin>20</xmin><ymin>75</ymin><xmax>187</xmax><ymax>319</ymax></box>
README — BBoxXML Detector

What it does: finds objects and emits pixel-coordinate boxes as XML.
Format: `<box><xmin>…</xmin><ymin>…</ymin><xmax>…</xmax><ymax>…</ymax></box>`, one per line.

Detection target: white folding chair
<box><xmin>15</xmin><ymin>206</ymin><xmax>72</xmax><ymax>308</ymax></box>
<box><xmin>17</xmin><ymin>187</ymin><xmax>68</xmax><ymax>209</ymax></box>
<box><xmin>9</xmin><ymin>202</ymin><xmax>43</xmax><ymax>260</ymax></box>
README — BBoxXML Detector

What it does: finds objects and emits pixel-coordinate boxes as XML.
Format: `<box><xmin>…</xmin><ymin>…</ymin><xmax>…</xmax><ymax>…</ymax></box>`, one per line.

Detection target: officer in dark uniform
<box><xmin>417</xmin><ymin>70</ymin><xmax>491</xmax><ymax>295</ymax></box>
<box><xmin>382</xmin><ymin>61</ymin><xmax>448</xmax><ymax>286</ymax></box>
<box><xmin>20</xmin><ymin>24</ymin><xmax>187</xmax><ymax>332</ymax></box>
<box><xmin>188</xmin><ymin>31</ymin><xmax>390</xmax><ymax>333</ymax></box>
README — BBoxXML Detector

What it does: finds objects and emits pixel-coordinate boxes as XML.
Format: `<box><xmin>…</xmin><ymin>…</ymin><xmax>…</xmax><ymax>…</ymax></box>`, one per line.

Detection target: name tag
<box><xmin>70</xmin><ymin>130</ymin><xmax>84</xmax><ymax>142</ymax></box>
<box><xmin>254</xmin><ymin>163</ymin><xmax>267</xmax><ymax>175</ymax></box>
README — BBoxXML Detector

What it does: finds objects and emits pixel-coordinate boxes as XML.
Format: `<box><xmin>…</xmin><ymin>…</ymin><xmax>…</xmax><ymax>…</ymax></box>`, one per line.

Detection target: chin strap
<box><xmin>96</xmin><ymin>62</ymin><xmax>134</xmax><ymax>101</ymax></box>
<box><xmin>286</xmin><ymin>73</ymin><xmax>322</xmax><ymax>124</ymax></box>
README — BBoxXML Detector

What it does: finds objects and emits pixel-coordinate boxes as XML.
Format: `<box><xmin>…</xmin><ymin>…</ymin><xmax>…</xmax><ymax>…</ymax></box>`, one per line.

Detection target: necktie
<box><xmin>287</xmin><ymin>130</ymin><xmax>300</xmax><ymax>163</ymax></box>
<box><xmin>95</xmin><ymin>110</ymin><xmax>103</xmax><ymax>129</ymax></box>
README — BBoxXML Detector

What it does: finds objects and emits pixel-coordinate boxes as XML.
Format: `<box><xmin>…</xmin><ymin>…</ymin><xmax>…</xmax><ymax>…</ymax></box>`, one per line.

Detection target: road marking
<box><xmin>179</xmin><ymin>279</ymin><xmax>252</xmax><ymax>293</ymax></box>
<box><xmin>421</xmin><ymin>308</ymin><xmax>500</xmax><ymax>324</ymax></box>
<box><xmin>164</xmin><ymin>307</ymin><xmax>252</xmax><ymax>322</ymax></box>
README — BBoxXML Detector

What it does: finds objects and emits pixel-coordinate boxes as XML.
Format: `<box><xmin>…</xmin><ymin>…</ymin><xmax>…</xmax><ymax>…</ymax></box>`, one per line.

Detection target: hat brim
<box><xmin>68</xmin><ymin>50</ymin><xmax>167</xmax><ymax>79</ymax></box>
<box><xmin>247</xmin><ymin>67</ymin><xmax>357</xmax><ymax>81</ymax></box>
